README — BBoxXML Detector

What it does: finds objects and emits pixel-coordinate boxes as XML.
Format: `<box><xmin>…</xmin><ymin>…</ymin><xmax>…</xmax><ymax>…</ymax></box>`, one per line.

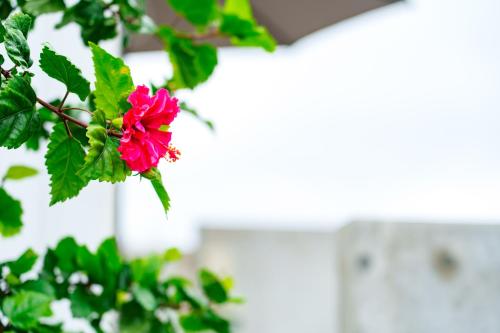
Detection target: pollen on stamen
<box><xmin>166</xmin><ymin>145</ymin><xmax>181</xmax><ymax>163</ymax></box>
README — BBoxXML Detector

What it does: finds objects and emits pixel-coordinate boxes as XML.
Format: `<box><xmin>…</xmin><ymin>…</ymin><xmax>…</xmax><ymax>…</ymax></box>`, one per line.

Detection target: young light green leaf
<box><xmin>223</xmin><ymin>0</ymin><xmax>253</xmax><ymax>20</ymax></box>
<box><xmin>90</xmin><ymin>42</ymin><xmax>134</xmax><ymax>119</ymax></box>
<box><xmin>39</xmin><ymin>45</ymin><xmax>91</xmax><ymax>101</ymax></box>
<box><xmin>78</xmin><ymin>110</ymin><xmax>130</xmax><ymax>183</ymax></box>
<box><xmin>8</xmin><ymin>249</ymin><xmax>38</xmax><ymax>276</ymax></box>
<box><xmin>22</xmin><ymin>0</ymin><xmax>65</xmax><ymax>16</ymax></box>
<box><xmin>167</xmin><ymin>0</ymin><xmax>217</xmax><ymax>27</ymax></box>
<box><xmin>0</xmin><ymin>75</ymin><xmax>39</xmax><ymax>149</ymax></box>
<box><xmin>45</xmin><ymin>122</ymin><xmax>89</xmax><ymax>205</ymax></box>
<box><xmin>4</xmin><ymin>165</ymin><xmax>38</xmax><ymax>181</ymax></box>
<box><xmin>2</xmin><ymin>291</ymin><xmax>53</xmax><ymax>330</ymax></box>
<box><xmin>164</xmin><ymin>248</ymin><xmax>182</xmax><ymax>262</ymax></box>
<box><xmin>0</xmin><ymin>187</ymin><xmax>23</xmax><ymax>237</ymax></box>
<box><xmin>158</xmin><ymin>27</ymin><xmax>217</xmax><ymax>90</ymax></box>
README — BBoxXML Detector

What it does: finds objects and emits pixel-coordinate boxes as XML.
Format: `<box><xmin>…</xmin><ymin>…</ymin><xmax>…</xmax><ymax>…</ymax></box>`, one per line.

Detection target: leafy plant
<box><xmin>0</xmin><ymin>237</ymin><xmax>237</xmax><ymax>333</ymax></box>
<box><xmin>0</xmin><ymin>0</ymin><xmax>275</xmax><ymax>330</ymax></box>
<box><xmin>0</xmin><ymin>0</ymin><xmax>275</xmax><ymax>233</ymax></box>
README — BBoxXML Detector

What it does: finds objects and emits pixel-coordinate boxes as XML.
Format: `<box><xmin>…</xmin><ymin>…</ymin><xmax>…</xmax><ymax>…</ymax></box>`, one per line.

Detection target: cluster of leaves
<box><xmin>0</xmin><ymin>0</ymin><xmax>276</xmax><ymax>236</ymax></box>
<box><xmin>0</xmin><ymin>237</ymin><xmax>237</xmax><ymax>332</ymax></box>
<box><xmin>0</xmin><ymin>12</ymin><xmax>172</xmax><ymax>233</ymax></box>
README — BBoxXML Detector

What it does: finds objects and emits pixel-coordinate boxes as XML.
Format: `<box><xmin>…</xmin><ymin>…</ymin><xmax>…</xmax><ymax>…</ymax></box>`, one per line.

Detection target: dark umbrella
<box><xmin>126</xmin><ymin>0</ymin><xmax>402</xmax><ymax>52</ymax></box>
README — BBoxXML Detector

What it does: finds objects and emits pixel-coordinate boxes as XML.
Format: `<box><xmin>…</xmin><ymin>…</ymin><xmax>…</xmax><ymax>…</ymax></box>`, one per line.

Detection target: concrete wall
<box><xmin>196</xmin><ymin>222</ymin><xmax>500</xmax><ymax>333</ymax></box>
<box><xmin>337</xmin><ymin>222</ymin><xmax>500</xmax><ymax>333</ymax></box>
<box><xmin>198</xmin><ymin>229</ymin><xmax>338</xmax><ymax>333</ymax></box>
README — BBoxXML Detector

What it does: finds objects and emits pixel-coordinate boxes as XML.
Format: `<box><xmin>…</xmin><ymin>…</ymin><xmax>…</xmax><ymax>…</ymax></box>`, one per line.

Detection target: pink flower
<box><xmin>118</xmin><ymin>85</ymin><xmax>180</xmax><ymax>172</ymax></box>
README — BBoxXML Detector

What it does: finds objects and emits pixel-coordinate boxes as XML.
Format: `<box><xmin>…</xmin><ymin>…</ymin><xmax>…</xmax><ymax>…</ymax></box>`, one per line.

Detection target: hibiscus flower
<box><xmin>118</xmin><ymin>85</ymin><xmax>180</xmax><ymax>172</ymax></box>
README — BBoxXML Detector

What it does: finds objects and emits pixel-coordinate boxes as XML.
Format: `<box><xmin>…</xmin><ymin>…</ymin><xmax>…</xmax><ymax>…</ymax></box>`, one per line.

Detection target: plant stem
<box><xmin>36</xmin><ymin>97</ymin><xmax>88</xmax><ymax>129</ymax></box>
<box><xmin>176</xmin><ymin>29</ymin><xmax>221</xmax><ymax>40</ymax></box>
<box><xmin>63</xmin><ymin>107</ymin><xmax>93</xmax><ymax>115</ymax></box>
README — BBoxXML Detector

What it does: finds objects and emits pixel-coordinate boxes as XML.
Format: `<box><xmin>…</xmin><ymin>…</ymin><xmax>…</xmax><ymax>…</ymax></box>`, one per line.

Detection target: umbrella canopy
<box><xmin>126</xmin><ymin>0</ymin><xmax>401</xmax><ymax>52</ymax></box>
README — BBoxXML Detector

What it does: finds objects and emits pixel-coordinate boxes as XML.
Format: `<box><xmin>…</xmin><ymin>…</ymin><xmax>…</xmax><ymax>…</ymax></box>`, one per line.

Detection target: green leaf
<box><xmin>39</xmin><ymin>45</ymin><xmax>91</xmax><ymax>101</ymax></box>
<box><xmin>131</xmin><ymin>284</ymin><xmax>157</xmax><ymax>311</ymax></box>
<box><xmin>4</xmin><ymin>13</ymin><xmax>33</xmax><ymax>67</ymax></box>
<box><xmin>142</xmin><ymin>168</ymin><xmax>170</xmax><ymax>214</ymax></box>
<box><xmin>180</xmin><ymin>314</ymin><xmax>209</xmax><ymax>331</ymax></box>
<box><xmin>0</xmin><ymin>0</ymin><xmax>13</xmax><ymax>20</ymax></box>
<box><xmin>167</xmin><ymin>0</ymin><xmax>217</xmax><ymax>27</ymax></box>
<box><xmin>16</xmin><ymin>279</ymin><xmax>56</xmax><ymax>298</ymax></box>
<box><xmin>69</xmin><ymin>286</ymin><xmax>96</xmax><ymax>318</ymax></box>
<box><xmin>0</xmin><ymin>75</ymin><xmax>39</xmax><ymax>148</ymax></box>
<box><xmin>180</xmin><ymin>101</ymin><xmax>214</xmax><ymax>131</ymax></box>
<box><xmin>35</xmin><ymin>323</ymin><xmax>64</xmax><ymax>333</ymax></box>
<box><xmin>22</xmin><ymin>0</ymin><xmax>65</xmax><ymax>16</ymax></box>
<box><xmin>220</xmin><ymin>14</ymin><xmax>276</xmax><ymax>52</ymax></box>
<box><xmin>97</xmin><ymin>238</ymin><xmax>122</xmax><ymax>277</ymax></box>
<box><xmin>199</xmin><ymin>269</ymin><xmax>228</xmax><ymax>304</ymax></box>
<box><xmin>90</xmin><ymin>42</ymin><xmax>134</xmax><ymax>119</ymax></box>
<box><xmin>3</xmin><ymin>165</ymin><xmax>38</xmax><ymax>181</ymax></box>
<box><xmin>2</xmin><ymin>291</ymin><xmax>53</xmax><ymax>330</ymax></box>
<box><xmin>53</xmin><ymin>236</ymin><xmax>79</xmax><ymax>274</ymax></box>
<box><xmin>4</xmin><ymin>12</ymin><xmax>32</xmax><ymax>37</ymax></box>
<box><xmin>76</xmin><ymin>245</ymin><xmax>102</xmax><ymax>282</ymax></box>
<box><xmin>0</xmin><ymin>187</ymin><xmax>23</xmax><ymax>237</ymax></box>
<box><xmin>131</xmin><ymin>255</ymin><xmax>163</xmax><ymax>288</ymax></box>
<box><xmin>24</xmin><ymin>102</ymin><xmax>58</xmax><ymax>151</ymax></box>
<box><xmin>45</xmin><ymin>122</ymin><xmax>88</xmax><ymax>205</ymax></box>
<box><xmin>78</xmin><ymin>110</ymin><xmax>130</xmax><ymax>183</ymax></box>
<box><xmin>8</xmin><ymin>249</ymin><xmax>38</xmax><ymax>276</ymax></box>
<box><xmin>158</xmin><ymin>27</ymin><xmax>217</xmax><ymax>89</ymax></box>
<box><xmin>180</xmin><ymin>311</ymin><xmax>230</xmax><ymax>333</ymax></box>
<box><xmin>56</xmin><ymin>0</ymin><xmax>117</xmax><ymax>44</ymax></box>
<box><xmin>119</xmin><ymin>301</ymin><xmax>152</xmax><ymax>333</ymax></box>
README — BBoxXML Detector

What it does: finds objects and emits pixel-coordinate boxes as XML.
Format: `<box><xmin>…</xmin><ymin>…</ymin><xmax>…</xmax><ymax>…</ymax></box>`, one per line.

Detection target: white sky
<box><xmin>120</xmin><ymin>0</ymin><xmax>500</xmax><ymax>254</ymax></box>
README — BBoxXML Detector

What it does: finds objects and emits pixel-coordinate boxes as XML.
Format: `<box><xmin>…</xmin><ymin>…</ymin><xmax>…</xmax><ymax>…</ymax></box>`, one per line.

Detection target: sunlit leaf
<box><xmin>90</xmin><ymin>42</ymin><xmax>134</xmax><ymax>119</ymax></box>
<box><xmin>0</xmin><ymin>75</ymin><xmax>39</xmax><ymax>148</ymax></box>
<box><xmin>45</xmin><ymin>122</ymin><xmax>88</xmax><ymax>205</ymax></box>
<box><xmin>39</xmin><ymin>45</ymin><xmax>91</xmax><ymax>101</ymax></box>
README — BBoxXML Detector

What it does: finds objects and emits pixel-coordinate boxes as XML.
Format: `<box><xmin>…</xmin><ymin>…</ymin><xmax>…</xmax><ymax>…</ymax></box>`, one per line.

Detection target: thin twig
<box><xmin>62</xmin><ymin>107</ymin><xmax>94</xmax><ymax>115</ymax></box>
<box><xmin>36</xmin><ymin>97</ymin><xmax>89</xmax><ymax>129</ymax></box>
<box><xmin>59</xmin><ymin>91</ymin><xmax>73</xmax><ymax>138</ymax></box>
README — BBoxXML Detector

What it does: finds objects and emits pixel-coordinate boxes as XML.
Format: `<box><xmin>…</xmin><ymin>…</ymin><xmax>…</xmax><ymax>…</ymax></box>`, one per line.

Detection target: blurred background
<box><xmin>1</xmin><ymin>0</ymin><xmax>500</xmax><ymax>331</ymax></box>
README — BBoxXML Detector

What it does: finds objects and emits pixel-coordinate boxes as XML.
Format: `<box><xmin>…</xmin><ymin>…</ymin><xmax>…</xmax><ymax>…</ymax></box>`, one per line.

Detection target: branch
<box><xmin>0</xmin><ymin>67</ymin><xmax>123</xmax><ymax>138</ymax></box>
<box><xmin>176</xmin><ymin>29</ymin><xmax>221</xmax><ymax>40</ymax></box>
<box><xmin>36</xmin><ymin>97</ymin><xmax>88</xmax><ymax>129</ymax></box>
